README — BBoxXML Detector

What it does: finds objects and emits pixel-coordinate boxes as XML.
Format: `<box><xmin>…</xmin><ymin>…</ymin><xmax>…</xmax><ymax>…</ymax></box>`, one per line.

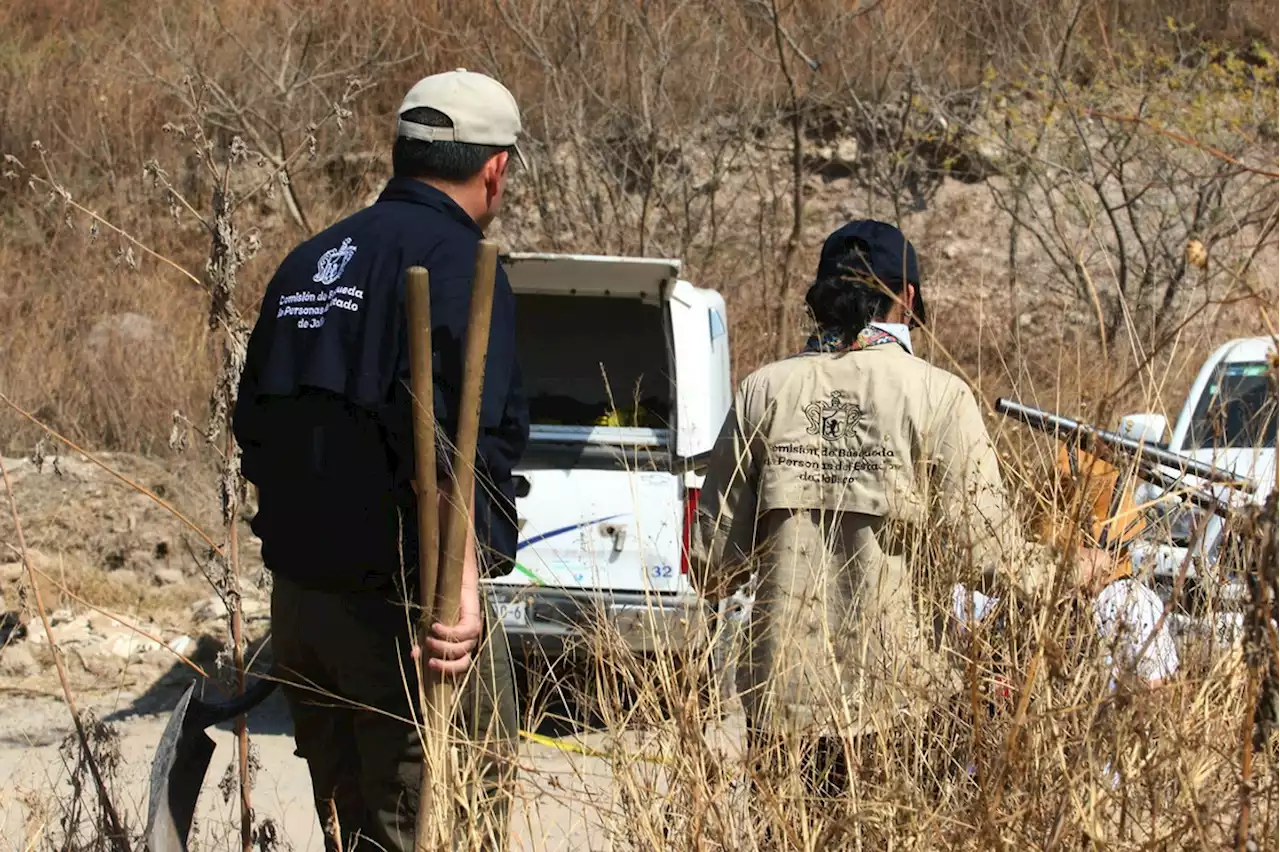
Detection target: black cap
<box><xmin>815</xmin><ymin>219</ymin><xmax>925</xmax><ymax>327</ymax></box>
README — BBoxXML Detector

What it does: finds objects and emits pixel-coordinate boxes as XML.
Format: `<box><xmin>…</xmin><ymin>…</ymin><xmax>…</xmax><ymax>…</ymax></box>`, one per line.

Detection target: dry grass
<box><xmin>4</xmin><ymin>355</ymin><xmax>1278</xmax><ymax>849</ymax></box>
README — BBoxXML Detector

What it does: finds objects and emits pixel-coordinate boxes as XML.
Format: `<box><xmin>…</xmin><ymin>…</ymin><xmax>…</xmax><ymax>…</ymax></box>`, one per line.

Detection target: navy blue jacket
<box><xmin>233</xmin><ymin>178</ymin><xmax>528</xmax><ymax>592</ymax></box>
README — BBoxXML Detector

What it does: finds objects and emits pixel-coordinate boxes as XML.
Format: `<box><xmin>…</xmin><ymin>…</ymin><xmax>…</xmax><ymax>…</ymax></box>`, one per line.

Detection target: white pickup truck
<box><xmin>1120</xmin><ymin>335</ymin><xmax>1277</xmax><ymax>639</ymax></box>
<box><xmin>482</xmin><ymin>253</ymin><xmax>732</xmax><ymax>665</ymax></box>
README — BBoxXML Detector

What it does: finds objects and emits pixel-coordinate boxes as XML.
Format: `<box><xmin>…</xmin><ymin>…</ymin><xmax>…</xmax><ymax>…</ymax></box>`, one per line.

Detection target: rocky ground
<box><xmin>0</xmin><ymin>451</ymin><xmax>269</xmax><ymax>698</ymax></box>
<box><xmin>0</xmin><ymin>450</ymin><xmax>749</xmax><ymax>851</ymax></box>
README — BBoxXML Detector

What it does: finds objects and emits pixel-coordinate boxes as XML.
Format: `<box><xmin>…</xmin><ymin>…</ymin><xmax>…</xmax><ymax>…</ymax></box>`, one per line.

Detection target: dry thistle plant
<box><xmin>147</xmin><ymin>78</ymin><xmax>372</xmax><ymax>852</ymax></box>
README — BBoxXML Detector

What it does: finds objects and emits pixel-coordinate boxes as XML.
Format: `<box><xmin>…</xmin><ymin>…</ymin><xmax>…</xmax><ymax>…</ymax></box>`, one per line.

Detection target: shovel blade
<box><xmin>144</xmin><ymin>677</ymin><xmax>280</xmax><ymax>852</ymax></box>
<box><xmin>145</xmin><ymin>682</ymin><xmax>216</xmax><ymax>852</ymax></box>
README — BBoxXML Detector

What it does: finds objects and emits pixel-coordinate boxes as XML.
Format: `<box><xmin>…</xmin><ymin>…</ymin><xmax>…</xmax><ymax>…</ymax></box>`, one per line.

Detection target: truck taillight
<box><xmin>681</xmin><ymin>487</ymin><xmax>700</xmax><ymax>575</ymax></box>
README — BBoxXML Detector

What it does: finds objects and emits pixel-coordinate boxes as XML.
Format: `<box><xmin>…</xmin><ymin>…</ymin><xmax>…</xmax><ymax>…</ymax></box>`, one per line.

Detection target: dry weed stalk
<box><xmin>3</xmin><ymin>14</ymin><xmax>367</xmax><ymax>845</ymax></box>
<box><xmin>204</xmin><ymin>137</ymin><xmax>257</xmax><ymax>852</ymax></box>
<box><xmin>165</xmin><ymin>61</ymin><xmax>367</xmax><ymax>847</ymax></box>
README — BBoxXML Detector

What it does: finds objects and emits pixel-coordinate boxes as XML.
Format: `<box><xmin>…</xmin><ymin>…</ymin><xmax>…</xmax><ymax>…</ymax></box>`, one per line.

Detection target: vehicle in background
<box><xmin>483</xmin><ymin>253</ymin><xmax>731</xmax><ymax>672</ymax></box>
<box><xmin>1121</xmin><ymin>335</ymin><xmax>1278</xmax><ymax>644</ymax></box>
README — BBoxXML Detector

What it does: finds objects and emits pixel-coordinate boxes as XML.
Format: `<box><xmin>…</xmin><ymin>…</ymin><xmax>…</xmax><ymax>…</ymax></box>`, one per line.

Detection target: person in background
<box><xmin>691</xmin><ymin>219</ymin><xmax>1113</xmax><ymax>828</ymax></box>
<box><xmin>233</xmin><ymin>69</ymin><xmax>529</xmax><ymax>852</ymax></box>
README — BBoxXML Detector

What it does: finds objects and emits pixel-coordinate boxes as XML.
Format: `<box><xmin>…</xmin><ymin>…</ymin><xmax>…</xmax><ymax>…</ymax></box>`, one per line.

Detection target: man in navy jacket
<box><xmin>233</xmin><ymin>69</ymin><xmax>529</xmax><ymax>852</ymax></box>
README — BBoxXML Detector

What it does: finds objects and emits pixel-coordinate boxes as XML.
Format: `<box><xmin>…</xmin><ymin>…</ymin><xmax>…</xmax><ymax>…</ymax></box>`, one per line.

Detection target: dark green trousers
<box><xmin>270</xmin><ymin>573</ymin><xmax>519</xmax><ymax>852</ymax></box>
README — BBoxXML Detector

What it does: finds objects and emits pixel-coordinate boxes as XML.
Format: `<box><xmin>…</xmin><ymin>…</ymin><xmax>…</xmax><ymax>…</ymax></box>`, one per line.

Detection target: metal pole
<box><xmin>994</xmin><ymin>397</ymin><xmax>1252</xmax><ymax>488</ymax></box>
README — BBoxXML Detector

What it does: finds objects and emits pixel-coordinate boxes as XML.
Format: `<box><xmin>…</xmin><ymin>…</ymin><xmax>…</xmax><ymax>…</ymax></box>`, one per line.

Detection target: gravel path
<box><xmin>0</xmin><ymin>683</ymin><xmax>635</xmax><ymax>852</ymax></box>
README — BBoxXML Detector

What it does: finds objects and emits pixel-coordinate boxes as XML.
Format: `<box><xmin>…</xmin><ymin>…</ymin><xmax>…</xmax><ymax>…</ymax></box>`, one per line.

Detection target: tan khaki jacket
<box><xmin>694</xmin><ymin>341</ymin><xmax>1054</xmax><ymax>734</ymax></box>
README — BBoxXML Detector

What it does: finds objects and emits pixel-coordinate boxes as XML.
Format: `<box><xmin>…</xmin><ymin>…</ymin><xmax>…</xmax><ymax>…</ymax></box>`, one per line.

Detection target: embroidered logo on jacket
<box><xmin>313</xmin><ymin>237</ymin><xmax>357</xmax><ymax>286</ymax></box>
<box><xmin>804</xmin><ymin>390</ymin><xmax>863</xmax><ymax>441</ymax></box>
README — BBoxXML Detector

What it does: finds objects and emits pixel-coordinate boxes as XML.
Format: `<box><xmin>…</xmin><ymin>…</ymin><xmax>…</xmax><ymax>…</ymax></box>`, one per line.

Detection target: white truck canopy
<box><xmin>502</xmin><ymin>251</ymin><xmax>730</xmax><ymax>460</ymax></box>
<box><xmin>502</xmin><ymin>252</ymin><xmax>679</xmax><ymax>302</ymax></box>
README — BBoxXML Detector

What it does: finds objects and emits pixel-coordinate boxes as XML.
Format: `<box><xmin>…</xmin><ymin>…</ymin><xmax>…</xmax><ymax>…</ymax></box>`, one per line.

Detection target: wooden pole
<box><xmin>413</xmin><ymin>241</ymin><xmax>501</xmax><ymax>850</ymax></box>
<box><xmin>405</xmin><ymin>266</ymin><xmax>445</xmax><ymax>852</ymax></box>
<box><xmin>406</xmin><ymin>266</ymin><xmax>442</xmax><ymax>628</ymax></box>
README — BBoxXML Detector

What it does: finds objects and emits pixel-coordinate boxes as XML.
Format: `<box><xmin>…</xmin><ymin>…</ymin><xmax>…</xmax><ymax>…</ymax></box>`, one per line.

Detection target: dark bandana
<box><xmin>802</xmin><ymin>325</ymin><xmax>906</xmax><ymax>355</ymax></box>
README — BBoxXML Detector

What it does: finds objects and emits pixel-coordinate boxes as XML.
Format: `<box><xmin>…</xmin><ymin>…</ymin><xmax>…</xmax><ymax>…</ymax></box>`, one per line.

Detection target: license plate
<box><xmin>495</xmin><ymin>600</ymin><xmax>527</xmax><ymax>627</ymax></box>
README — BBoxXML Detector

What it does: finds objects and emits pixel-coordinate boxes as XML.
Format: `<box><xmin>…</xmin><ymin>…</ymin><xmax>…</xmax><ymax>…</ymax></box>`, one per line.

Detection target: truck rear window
<box><xmin>514</xmin><ymin>294</ymin><xmax>672</xmax><ymax>428</ymax></box>
<box><xmin>1186</xmin><ymin>361</ymin><xmax>1277</xmax><ymax>450</ymax></box>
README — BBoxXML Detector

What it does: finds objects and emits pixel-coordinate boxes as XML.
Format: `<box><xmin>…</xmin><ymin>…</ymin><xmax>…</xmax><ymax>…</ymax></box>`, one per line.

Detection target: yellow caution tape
<box><xmin>518</xmin><ymin>729</ymin><xmax>670</xmax><ymax>766</ymax></box>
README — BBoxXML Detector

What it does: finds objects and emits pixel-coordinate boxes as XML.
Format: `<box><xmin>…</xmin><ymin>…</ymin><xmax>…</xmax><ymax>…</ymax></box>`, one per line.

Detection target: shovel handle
<box><xmin>405</xmin><ymin>267</ymin><xmax>441</xmax><ymax>623</ymax></box>
<box><xmin>406</xmin><ymin>264</ymin><xmax>448</xmax><ymax>852</ymax></box>
<box><xmin>197</xmin><ymin>677</ymin><xmax>280</xmax><ymax>728</ymax></box>
<box><xmin>435</xmin><ymin>241</ymin><xmax>499</xmax><ymax>626</ymax></box>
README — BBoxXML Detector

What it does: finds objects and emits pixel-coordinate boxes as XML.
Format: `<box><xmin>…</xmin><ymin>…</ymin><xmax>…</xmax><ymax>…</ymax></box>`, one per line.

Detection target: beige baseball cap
<box><xmin>397</xmin><ymin>68</ymin><xmax>526</xmax><ymax>169</ymax></box>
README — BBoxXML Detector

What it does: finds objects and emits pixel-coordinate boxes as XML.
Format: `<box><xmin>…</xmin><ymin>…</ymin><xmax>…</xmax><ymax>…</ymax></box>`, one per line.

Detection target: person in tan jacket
<box><xmin>693</xmin><ymin>220</ymin><xmax>1110</xmax><ymax>802</ymax></box>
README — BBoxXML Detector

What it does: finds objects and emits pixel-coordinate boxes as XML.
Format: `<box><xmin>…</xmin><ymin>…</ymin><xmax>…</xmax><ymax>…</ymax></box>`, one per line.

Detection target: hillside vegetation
<box><xmin>0</xmin><ymin>0</ymin><xmax>1276</xmax><ymax>454</ymax></box>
